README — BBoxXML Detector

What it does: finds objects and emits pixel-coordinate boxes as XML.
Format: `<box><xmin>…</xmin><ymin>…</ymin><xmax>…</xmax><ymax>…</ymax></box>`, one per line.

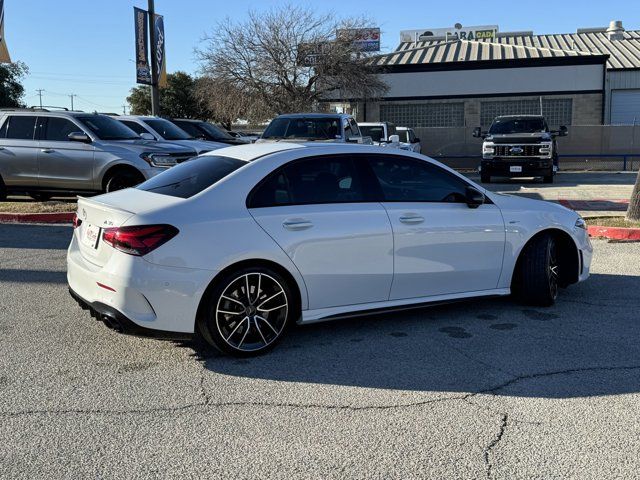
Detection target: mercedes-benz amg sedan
<box><xmin>67</xmin><ymin>143</ymin><xmax>592</xmax><ymax>356</ymax></box>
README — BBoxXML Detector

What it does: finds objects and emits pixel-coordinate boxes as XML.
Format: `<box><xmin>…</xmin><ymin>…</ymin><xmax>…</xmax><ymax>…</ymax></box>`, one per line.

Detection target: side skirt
<box><xmin>299</xmin><ymin>288</ymin><xmax>511</xmax><ymax>324</ymax></box>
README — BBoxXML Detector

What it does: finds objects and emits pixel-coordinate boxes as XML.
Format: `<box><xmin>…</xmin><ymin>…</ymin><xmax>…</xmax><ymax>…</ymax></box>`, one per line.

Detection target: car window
<box><xmin>137</xmin><ymin>155</ymin><xmax>246</xmax><ymax>198</ymax></box>
<box><xmin>359</xmin><ymin>125</ymin><xmax>385</xmax><ymax>142</ymax></box>
<box><xmin>367</xmin><ymin>155</ymin><xmax>468</xmax><ymax>203</ymax></box>
<box><xmin>120</xmin><ymin>120</ymin><xmax>149</xmax><ymax>136</ymax></box>
<box><xmin>4</xmin><ymin>116</ymin><xmax>37</xmax><ymax>140</ymax></box>
<box><xmin>172</xmin><ymin>121</ymin><xmax>203</xmax><ymax>138</ymax></box>
<box><xmin>349</xmin><ymin>119</ymin><xmax>361</xmax><ymax>137</ymax></box>
<box><xmin>408</xmin><ymin>129</ymin><xmax>416</xmax><ymax>143</ymax></box>
<box><xmin>44</xmin><ymin>117</ymin><xmax>83</xmax><ymax>141</ymax></box>
<box><xmin>143</xmin><ymin>119</ymin><xmax>192</xmax><ymax>140</ymax></box>
<box><xmin>249</xmin><ymin>155</ymin><xmax>367</xmax><ymax>208</ymax></box>
<box><xmin>261</xmin><ymin>117</ymin><xmax>341</xmax><ymax>140</ymax></box>
<box><xmin>396</xmin><ymin>130</ymin><xmax>409</xmax><ymax>143</ymax></box>
<box><xmin>76</xmin><ymin>115</ymin><xmax>140</xmax><ymax>140</ymax></box>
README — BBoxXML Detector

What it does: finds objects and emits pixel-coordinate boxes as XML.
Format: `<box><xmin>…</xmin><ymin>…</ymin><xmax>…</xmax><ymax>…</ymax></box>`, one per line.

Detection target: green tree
<box><xmin>126</xmin><ymin>71</ymin><xmax>210</xmax><ymax>119</ymax></box>
<box><xmin>0</xmin><ymin>61</ymin><xmax>28</xmax><ymax>108</ymax></box>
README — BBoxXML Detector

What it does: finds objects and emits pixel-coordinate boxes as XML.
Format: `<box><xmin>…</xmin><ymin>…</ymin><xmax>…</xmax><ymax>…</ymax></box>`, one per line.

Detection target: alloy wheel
<box><xmin>215</xmin><ymin>273</ymin><xmax>288</xmax><ymax>352</ymax></box>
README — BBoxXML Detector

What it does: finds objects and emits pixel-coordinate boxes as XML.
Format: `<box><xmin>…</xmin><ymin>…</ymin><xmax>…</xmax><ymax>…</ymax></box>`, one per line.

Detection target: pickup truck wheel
<box><xmin>480</xmin><ymin>173</ymin><xmax>491</xmax><ymax>183</ymax></box>
<box><xmin>542</xmin><ymin>173</ymin><xmax>554</xmax><ymax>183</ymax></box>
<box><xmin>104</xmin><ymin>169</ymin><xmax>145</xmax><ymax>193</ymax></box>
<box><xmin>29</xmin><ymin>192</ymin><xmax>53</xmax><ymax>202</ymax></box>
<box><xmin>513</xmin><ymin>233</ymin><xmax>559</xmax><ymax>307</ymax></box>
<box><xmin>0</xmin><ymin>177</ymin><xmax>6</xmax><ymax>201</ymax></box>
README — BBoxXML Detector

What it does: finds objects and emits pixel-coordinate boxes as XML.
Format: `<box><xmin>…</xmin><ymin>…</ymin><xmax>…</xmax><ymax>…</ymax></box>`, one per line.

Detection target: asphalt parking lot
<box><xmin>1</xmin><ymin>223</ymin><xmax>640</xmax><ymax>479</ymax></box>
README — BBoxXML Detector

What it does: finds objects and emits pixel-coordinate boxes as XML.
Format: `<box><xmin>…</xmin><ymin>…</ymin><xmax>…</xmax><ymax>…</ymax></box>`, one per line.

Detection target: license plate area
<box><xmin>82</xmin><ymin>224</ymin><xmax>101</xmax><ymax>249</ymax></box>
<box><xmin>510</xmin><ymin>166</ymin><xmax>523</xmax><ymax>173</ymax></box>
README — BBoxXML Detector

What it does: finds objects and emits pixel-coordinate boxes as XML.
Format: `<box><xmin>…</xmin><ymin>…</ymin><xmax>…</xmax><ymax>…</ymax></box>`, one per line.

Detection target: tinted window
<box><xmin>489</xmin><ymin>117</ymin><xmax>547</xmax><ymax>134</ymax></box>
<box><xmin>137</xmin><ymin>155</ymin><xmax>246</xmax><ymax>198</ymax></box>
<box><xmin>120</xmin><ymin>120</ymin><xmax>149</xmax><ymax>135</ymax></box>
<box><xmin>77</xmin><ymin>115</ymin><xmax>139</xmax><ymax>140</ymax></box>
<box><xmin>261</xmin><ymin>117</ymin><xmax>341</xmax><ymax>140</ymax></box>
<box><xmin>197</xmin><ymin>122</ymin><xmax>235</xmax><ymax>140</ymax></box>
<box><xmin>396</xmin><ymin>130</ymin><xmax>409</xmax><ymax>143</ymax></box>
<box><xmin>349</xmin><ymin>120</ymin><xmax>360</xmax><ymax>137</ymax></box>
<box><xmin>360</xmin><ymin>125</ymin><xmax>385</xmax><ymax>142</ymax></box>
<box><xmin>368</xmin><ymin>156</ymin><xmax>468</xmax><ymax>203</ymax></box>
<box><xmin>143</xmin><ymin>119</ymin><xmax>192</xmax><ymax>140</ymax></box>
<box><xmin>44</xmin><ymin>117</ymin><xmax>83</xmax><ymax>141</ymax></box>
<box><xmin>249</xmin><ymin>155</ymin><xmax>366</xmax><ymax>208</ymax></box>
<box><xmin>172</xmin><ymin>121</ymin><xmax>203</xmax><ymax>138</ymax></box>
<box><xmin>5</xmin><ymin>116</ymin><xmax>37</xmax><ymax>140</ymax></box>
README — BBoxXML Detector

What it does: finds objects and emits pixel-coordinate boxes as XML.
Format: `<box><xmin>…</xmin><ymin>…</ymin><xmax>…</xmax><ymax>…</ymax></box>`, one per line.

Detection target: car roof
<box><xmin>273</xmin><ymin>113</ymin><xmax>351</xmax><ymax>120</ymax></box>
<box><xmin>0</xmin><ymin>110</ymin><xmax>108</xmax><ymax>118</ymax></box>
<box><xmin>494</xmin><ymin>115</ymin><xmax>544</xmax><ymax>120</ymax></box>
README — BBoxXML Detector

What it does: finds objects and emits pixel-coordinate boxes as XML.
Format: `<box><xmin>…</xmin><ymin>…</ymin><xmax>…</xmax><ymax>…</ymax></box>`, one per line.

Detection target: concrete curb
<box><xmin>588</xmin><ymin>225</ymin><xmax>640</xmax><ymax>241</ymax></box>
<box><xmin>0</xmin><ymin>212</ymin><xmax>74</xmax><ymax>224</ymax></box>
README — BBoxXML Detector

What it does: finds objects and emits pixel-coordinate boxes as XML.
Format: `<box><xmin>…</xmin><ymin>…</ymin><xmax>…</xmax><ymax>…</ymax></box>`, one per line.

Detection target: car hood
<box><xmin>95</xmin><ymin>139</ymin><xmax>197</xmax><ymax>156</ymax></box>
<box><xmin>488</xmin><ymin>191</ymin><xmax>576</xmax><ymax>217</ymax></box>
<box><xmin>168</xmin><ymin>139</ymin><xmax>227</xmax><ymax>153</ymax></box>
<box><xmin>487</xmin><ymin>132</ymin><xmax>553</xmax><ymax>144</ymax></box>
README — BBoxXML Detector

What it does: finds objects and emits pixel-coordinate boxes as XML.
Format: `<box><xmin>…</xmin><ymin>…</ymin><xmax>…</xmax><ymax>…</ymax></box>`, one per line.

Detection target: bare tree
<box><xmin>195</xmin><ymin>5</ymin><xmax>387</xmax><ymax>118</ymax></box>
<box><xmin>626</xmin><ymin>169</ymin><xmax>640</xmax><ymax>222</ymax></box>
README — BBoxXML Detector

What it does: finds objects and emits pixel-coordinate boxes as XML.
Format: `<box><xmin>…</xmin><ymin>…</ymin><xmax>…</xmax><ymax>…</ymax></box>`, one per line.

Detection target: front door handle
<box><xmin>282</xmin><ymin>218</ymin><xmax>313</xmax><ymax>231</ymax></box>
<box><xmin>40</xmin><ymin>148</ymin><xmax>55</xmax><ymax>153</ymax></box>
<box><xmin>399</xmin><ymin>213</ymin><xmax>425</xmax><ymax>224</ymax></box>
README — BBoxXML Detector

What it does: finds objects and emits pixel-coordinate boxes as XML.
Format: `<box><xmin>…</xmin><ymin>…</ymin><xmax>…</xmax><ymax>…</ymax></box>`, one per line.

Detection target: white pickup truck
<box><xmin>358</xmin><ymin>122</ymin><xmax>402</xmax><ymax>149</ymax></box>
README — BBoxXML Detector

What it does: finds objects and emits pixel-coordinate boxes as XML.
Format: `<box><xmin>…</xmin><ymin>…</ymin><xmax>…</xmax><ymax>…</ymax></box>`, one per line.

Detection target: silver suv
<box><xmin>0</xmin><ymin>109</ymin><xmax>197</xmax><ymax>201</ymax></box>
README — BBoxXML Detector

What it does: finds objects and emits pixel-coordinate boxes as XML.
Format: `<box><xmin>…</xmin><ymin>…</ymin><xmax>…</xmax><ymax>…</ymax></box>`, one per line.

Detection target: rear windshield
<box><xmin>489</xmin><ymin>118</ymin><xmax>548</xmax><ymax>134</ymax></box>
<box><xmin>137</xmin><ymin>155</ymin><xmax>246</xmax><ymax>198</ymax></box>
<box><xmin>262</xmin><ymin>117</ymin><xmax>341</xmax><ymax>140</ymax></box>
<box><xmin>360</xmin><ymin>125</ymin><xmax>385</xmax><ymax>142</ymax></box>
<box><xmin>396</xmin><ymin>130</ymin><xmax>409</xmax><ymax>143</ymax></box>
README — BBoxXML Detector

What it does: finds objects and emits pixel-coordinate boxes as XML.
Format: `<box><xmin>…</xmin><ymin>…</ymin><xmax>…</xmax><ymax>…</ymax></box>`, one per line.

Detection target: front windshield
<box><xmin>77</xmin><ymin>115</ymin><xmax>140</xmax><ymax>140</ymax></box>
<box><xmin>489</xmin><ymin>118</ymin><xmax>547</xmax><ymax>134</ymax></box>
<box><xmin>359</xmin><ymin>126</ymin><xmax>385</xmax><ymax>143</ymax></box>
<box><xmin>262</xmin><ymin>117</ymin><xmax>341</xmax><ymax>140</ymax></box>
<box><xmin>144</xmin><ymin>118</ymin><xmax>193</xmax><ymax>140</ymax></box>
<box><xmin>199</xmin><ymin>122</ymin><xmax>234</xmax><ymax>140</ymax></box>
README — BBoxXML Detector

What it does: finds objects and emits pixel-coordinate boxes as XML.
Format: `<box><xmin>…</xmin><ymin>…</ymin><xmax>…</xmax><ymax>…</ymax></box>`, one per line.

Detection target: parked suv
<box><xmin>0</xmin><ymin>109</ymin><xmax>197</xmax><ymax>200</ymax></box>
<box><xmin>258</xmin><ymin>113</ymin><xmax>373</xmax><ymax>144</ymax></box>
<box><xmin>114</xmin><ymin>116</ymin><xmax>227</xmax><ymax>154</ymax></box>
<box><xmin>474</xmin><ymin>115</ymin><xmax>567</xmax><ymax>183</ymax></box>
<box><xmin>169</xmin><ymin>118</ymin><xmax>250</xmax><ymax>145</ymax></box>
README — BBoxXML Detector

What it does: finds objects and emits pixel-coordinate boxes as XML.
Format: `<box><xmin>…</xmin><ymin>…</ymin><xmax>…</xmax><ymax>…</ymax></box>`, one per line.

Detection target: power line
<box><xmin>35</xmin><ymin>89</ymin><xmax>45</xmax><ymax>108</ymax></box>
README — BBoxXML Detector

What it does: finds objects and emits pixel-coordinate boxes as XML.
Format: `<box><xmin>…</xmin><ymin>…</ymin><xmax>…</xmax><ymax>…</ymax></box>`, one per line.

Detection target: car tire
<box><xmin>29</xmin><ymin>192</ymin><xmax>53</xmax><ymax>202</ymax></box>
<box><xmin>513</xmin><ymin>233</ymin><xmax>559</xmax><ymax>307</ymax></box>
<box><xmin>480</xmin><ymin>174</ymin><xmax>491</xmax><ymax>183</ymax></box>
<box><xmin>0</xmin><ymin>177</ymin><xmax>6</xmax><ymax>201</ymax></box>
<box><xmin>104</xmin><ymin>169</ymin><xmax>145</xmax><ymax>193</ymax></box>
<box><xmin>198</xmin><ymin>266</ymin><xmax>297</xmax><ymax>356</ymax></box>
<box><xmin>542</xmin><ymin>172</ymin><xmax>554</xmax><ymax>183</ymax></box>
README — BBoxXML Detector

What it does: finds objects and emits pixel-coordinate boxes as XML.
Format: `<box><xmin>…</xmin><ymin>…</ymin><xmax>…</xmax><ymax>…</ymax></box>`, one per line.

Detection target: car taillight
<box><xmin>73</xmin><ymin>213</ymin><xmax>82</xmax><ymax>229</ymax></box>
<box><xmin>102</xmin><ymin>224</ymin><xmax>179</xmax><ymax>256</ymax></box>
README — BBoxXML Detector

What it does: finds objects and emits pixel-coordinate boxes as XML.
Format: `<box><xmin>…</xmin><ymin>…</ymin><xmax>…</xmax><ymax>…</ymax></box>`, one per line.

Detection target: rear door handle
<box><xmin>399</xmin><ymin>213</ymin><xmax>425</xmax><ymax>224</ymax></box>
<box><xmin>40</xmin><ymin>148</ymin><xmax>55</xmax><ymax>153</ymax></box>
<box><xmin>282</xmin><ymin>218</ymin><xmax>313</xmax><ymax>231</ymax></box>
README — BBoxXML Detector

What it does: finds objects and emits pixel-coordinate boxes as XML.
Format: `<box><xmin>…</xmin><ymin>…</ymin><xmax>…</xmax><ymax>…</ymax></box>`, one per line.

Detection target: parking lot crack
<box><xmin>484</xmin><ymin>413</ymin><xmax>508</xmax><ymax>480</ymax></box>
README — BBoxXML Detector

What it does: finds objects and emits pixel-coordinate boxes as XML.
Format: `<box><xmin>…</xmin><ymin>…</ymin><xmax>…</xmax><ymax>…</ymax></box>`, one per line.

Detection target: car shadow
<box><xmin>0</xmin><ymin>224</ymin><xmax>72</xmax><ymax>250</ymax></box>
<box><xmin>183</xmin><ymin>272</ymin><xmax>640</xmax><ymax>399</ymax></box>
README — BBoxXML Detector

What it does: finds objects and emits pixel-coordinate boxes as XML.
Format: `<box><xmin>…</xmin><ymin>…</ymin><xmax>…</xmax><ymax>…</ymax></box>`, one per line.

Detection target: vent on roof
<box><xmin>606</xmin><ymin>20</ymin><xmax>624</xmax><ymax>41</ymax></box>
<box><xmin>577</xmin><ymin>27</ymin><xmax>607</xmax><ymax>34</ymax></box>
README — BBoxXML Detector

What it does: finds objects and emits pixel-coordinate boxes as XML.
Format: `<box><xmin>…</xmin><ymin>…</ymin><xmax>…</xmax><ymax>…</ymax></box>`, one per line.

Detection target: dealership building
<box><xmin>330</xmin><ymin>21</ymin><xmax>640</xmax><ymax>128</ymax></box>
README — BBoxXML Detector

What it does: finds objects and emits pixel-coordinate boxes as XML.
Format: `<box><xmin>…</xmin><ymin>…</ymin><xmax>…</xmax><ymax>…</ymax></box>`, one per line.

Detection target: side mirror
<box><xmin>472</xmin><ymin>127</ymin><xmax>482</xmax><ymax>138</ymax></box>
<box><xmin>68</xmin><ymin>131</ymin><xmax>91</xmax><ymax>143</ymax></box>
<box><xmin>465</xmin><ymin>186</ymin><xmax>485</xmax><ymax>209</ymax></box>
<box><xmin>388</xmin><ymin>134</ymin><xmax>400</xmax><ymax>143</ymax></box>
<box><xmin>139</xmin><ymin>132</ymin><xmax>155</xmax><ymax>140</ymax></box>
<box><xmin>559</xmin><ymin>125</ymin><xmax>568</xmax><ymax>136</ymax></box>
<box><xmin>413</xmin><ymin>137</ymin><xmax>420</xmax><ymax>143</ymax></box>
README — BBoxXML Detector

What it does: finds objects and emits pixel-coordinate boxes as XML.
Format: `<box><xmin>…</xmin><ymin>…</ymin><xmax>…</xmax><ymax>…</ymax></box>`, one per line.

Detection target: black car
<box><xmin>169</xmin><ymin>119</ymin><xmax>249</xmax><ymax>146</ymax></box>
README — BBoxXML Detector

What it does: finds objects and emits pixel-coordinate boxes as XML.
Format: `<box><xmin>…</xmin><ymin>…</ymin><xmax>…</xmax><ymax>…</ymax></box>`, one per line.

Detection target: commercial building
<box><xmin>330</xmin><ymin>21</ymin><xmax>640</xmax><ymax>128</ymax></box>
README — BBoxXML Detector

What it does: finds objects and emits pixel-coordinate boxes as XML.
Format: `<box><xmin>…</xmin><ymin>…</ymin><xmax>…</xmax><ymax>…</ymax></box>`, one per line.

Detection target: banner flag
<box><xmin>154</xmin><ymin>14</ymin><xmax>167</xmax><ymax>88</ymax></box>
<box><xmin>0</xmin><ymin>0</ymin><xmax>11</xmax><ymax>63</ymax></box>
<box><xmin>134</xmin><ymin>7</ymin><xmax>151</xmax><ymax>84</ymax></box>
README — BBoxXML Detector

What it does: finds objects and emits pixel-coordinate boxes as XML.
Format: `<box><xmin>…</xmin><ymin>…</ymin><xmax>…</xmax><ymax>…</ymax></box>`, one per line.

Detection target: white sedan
<box><xmin>67</xmin><ymin>143</ymin><xmax>592</xmax><ymax>356</ymax></box>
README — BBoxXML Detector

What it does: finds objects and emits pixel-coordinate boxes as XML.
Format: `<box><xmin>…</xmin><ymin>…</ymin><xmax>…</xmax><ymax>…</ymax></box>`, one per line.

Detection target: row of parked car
<box><xmin>0</xmin><ymin>109</ymin><xmax>419</xmax><ymax>200</ymax></box>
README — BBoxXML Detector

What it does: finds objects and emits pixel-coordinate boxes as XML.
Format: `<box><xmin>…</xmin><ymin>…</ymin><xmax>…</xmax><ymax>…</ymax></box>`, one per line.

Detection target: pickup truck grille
<box><xmin>494</xmin><ymin>145</ymin><xmax>542</xmax><ymax>157</ymax></box>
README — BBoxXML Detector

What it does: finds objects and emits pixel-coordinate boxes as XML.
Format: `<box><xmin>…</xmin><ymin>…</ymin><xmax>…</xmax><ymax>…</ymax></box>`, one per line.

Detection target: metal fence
<box><xmin>415</xmin><ymin>125</ymin><xmax>640</xmax><ymax>171</ymax></box>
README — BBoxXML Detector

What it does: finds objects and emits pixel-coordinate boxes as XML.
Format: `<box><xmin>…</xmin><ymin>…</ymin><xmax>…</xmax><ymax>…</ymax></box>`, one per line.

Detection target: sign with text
<box><xmin>154</xmin><ymin>14</ymin><xmax>167</xmax><ymax>88</ymax></box>
<box><xmin>0</xmin><ymin>0</ymin><xmax>11</xmax><ymax>63</ymax></box>
<box><xmin>133</xmin><ymin>7</ymin><xmax>151</xmax><ymax>84</ymax></box>
<box><xmin>338</xmin><ymin>28</ymin><xmax>381</xmax><ymax>52</ymax></box>
<box><xmin>400</xmin><ymin>25</ymin><xmax>498</xmax><ymax>43</ymax></box>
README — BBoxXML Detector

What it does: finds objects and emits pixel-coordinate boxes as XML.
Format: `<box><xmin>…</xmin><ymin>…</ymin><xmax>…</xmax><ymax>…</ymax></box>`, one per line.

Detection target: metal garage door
<box><xmin>611</xmin><ymin>90</ymin><xmax>640</xmax><ymax>125</ymax></box>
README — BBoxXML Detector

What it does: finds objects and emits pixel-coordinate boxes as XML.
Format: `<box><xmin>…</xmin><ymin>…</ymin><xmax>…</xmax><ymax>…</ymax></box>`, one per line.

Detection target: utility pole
<box><xmin>36</xmin><ymin>89</ymin><xmax>45</xmax><ymax>109</ymax></box>
<box><xmin>122</xmin><ymin>105</ymin><xmax>128</xmax><ymax>115</ymax></box>
<box><xmin>69</xmin><ymin>94</ymin><xmax>77</xmax><ymax>111</ymax></box>
<box><xmin>148</xmin><ymin>0</ymin><xmax>160</xmax><ymax>116</ymax></box>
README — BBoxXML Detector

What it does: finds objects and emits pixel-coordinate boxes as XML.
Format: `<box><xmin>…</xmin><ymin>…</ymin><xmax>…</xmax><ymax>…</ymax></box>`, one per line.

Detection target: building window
<box><xmin>481</xmin><ymin>99</ymin><xmax>573</xmax><ymax>126</ymax></box>
<box><xmin>380</xmin><ymin>103</ymin><xmax>464</xmax><ymax>128</ymax></box>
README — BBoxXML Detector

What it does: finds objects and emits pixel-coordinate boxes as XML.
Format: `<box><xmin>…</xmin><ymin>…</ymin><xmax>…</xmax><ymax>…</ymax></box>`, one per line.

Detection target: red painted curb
<box><xmin>0</xmin><ymin>212</ymin><xmax>74</xmax><ymax>224</ymax></box>
<box><xmin>588</xmin><ymin>225</ymin><xmax>640</xmax><ymax>241</ymax></box>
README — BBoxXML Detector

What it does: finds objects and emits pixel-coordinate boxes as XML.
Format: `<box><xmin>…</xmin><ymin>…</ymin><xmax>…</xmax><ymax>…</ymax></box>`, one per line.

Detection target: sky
<box><xmin>6</xmin><ymin>0</ymin><xmax>640</xmax><ymax>113</ymax></box>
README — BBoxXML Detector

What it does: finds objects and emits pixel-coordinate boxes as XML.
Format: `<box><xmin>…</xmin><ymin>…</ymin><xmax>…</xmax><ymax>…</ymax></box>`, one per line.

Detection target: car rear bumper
<box><xmin>481</xmin><ymin>159</ymin><xmax>553</xmax><ymax>177</ymax></box>
<box><xmin>67</xmin><ymin>231</ymin><xmax>214</xmax><ymax>334</ymax></box>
